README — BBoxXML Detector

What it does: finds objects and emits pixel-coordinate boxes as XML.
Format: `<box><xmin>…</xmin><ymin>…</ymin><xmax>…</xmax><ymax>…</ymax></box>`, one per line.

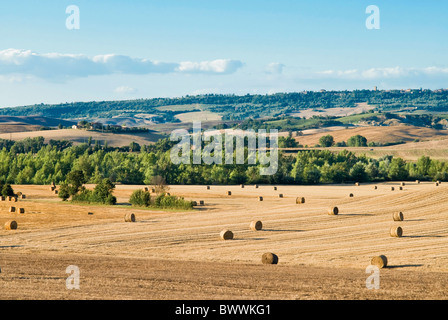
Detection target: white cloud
<box><xmin>114</xmin><ymin>86</ymin><xmax>137</xmax><ymax>94</ymax></box>
<box><xmin>265</xmin><ymin>62</ymin><xmax>285</xmax><ymax>74</ymax></box>
<box><xmin>315</xmin><ymin>66</ymin><xmax>448</xmax><ymax>80</ymax></box>
<box><xmin>0</xmin><ymin>49</ymin><xmax>244</xmax><ymax>80</ymax></box>
<box><xmin>177</xmin><ymin>59</ymin><xmax>244</xmax><ymax>74</ymax></box>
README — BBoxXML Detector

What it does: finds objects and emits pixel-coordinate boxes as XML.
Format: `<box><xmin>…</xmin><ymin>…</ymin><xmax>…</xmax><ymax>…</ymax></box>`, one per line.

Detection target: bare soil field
<box><xmin>0</xmin><ymin>124</ymin><xmax>44</xmax><ymax>134</ymax></box>
<box><xmin>0</xmin><ymin>129</ymin><xmax>164</xmax><ymax>147</ymax></box>
<box><xmin>288</xmin><ymin>102</ymin><xmax>375</xmax><ymax>119</ymax></box>
<box><xmin>296</xmin><ymin>125</ymin><xmax>448</xmax><ymax>147</ymax></box>
<box><xmin>1</xmin><ymin>183</ymin><xmax>448</xmax><ymax>300</ymax></box>
<box><xmin>175</xmin><ymin>111</ymin><xmax>223</xmax><ymax>123</ymax></box>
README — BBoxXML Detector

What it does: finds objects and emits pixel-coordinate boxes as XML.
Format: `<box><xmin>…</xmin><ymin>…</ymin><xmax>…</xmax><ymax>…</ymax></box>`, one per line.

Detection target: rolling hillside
<box><xmin>0</xmin><ymin>128</ymin><xmax>166</xmax><ymax>147</ymax></box>
<box><xmin>296</xmin><ymin>125</ymin><xmax>448</xmax><ymax>146</ymax></box>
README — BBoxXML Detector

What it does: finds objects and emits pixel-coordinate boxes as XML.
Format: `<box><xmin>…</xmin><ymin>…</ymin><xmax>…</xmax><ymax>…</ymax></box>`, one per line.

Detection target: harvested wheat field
<box><xmin>1</xmin><ymin>182</ymin><xmax>448</xmax><ymax>300</ymax></box>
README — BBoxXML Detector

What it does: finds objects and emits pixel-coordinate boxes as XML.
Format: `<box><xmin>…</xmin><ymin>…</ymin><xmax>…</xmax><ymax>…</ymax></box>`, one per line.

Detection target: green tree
<box><xmin>319</xmin><ymin>135</ymin><xmax>335</xmax><ymax>147</ymax></box>
<box><xmin>303</xmin><ymin>164</ymin><xmax>321</xmax><ymax>184</ymax></box>
<box><xmin>416</xmin><ymin>156</ymin><xmax>431</xmax><ymax>176</ymax></box>
<box><xmin>129</xmin><ymin>189</ymin><xmax>151</xmax><ymax>207</ymax></box>
<box><xmin>91</xmin><ymin>179</ymin><xmax>116</xmax><ymax>205</ymax></box>
<box><xmin>129</xmin><ymin>142</ymin><xmax>141</xmax><ymax>152</ymax></box>
<box><xmin>278</xmin><ymin>136</ymin><xmax>299</xmax><ymax>148</ymax></box>
<box><xmin>350</xmin><ymin>162</ymin><xmax>368</xmax><ymax>182</ymax></box>
<box><xmin>58</xmin><ymin>182</ymin><xmax>71</xmax><ymax>201</ymax></box>
<box><xmin>347</xmin><ymin>135</ymin><xmax>368</xmax><ymax>147</ymax></box>
<box><xmin>1</xmin><ymin>184</ymin><xmax>15</xmax><ymax>197</ymax></box>
<box><xmin>388</xmin><ymin>158</ymin><xmax>408</xmax><ymax>181</ymax></box>
<box><xmin>66</xmin><ymin>170</ymin><xmax>87</xmax><ymax>195</ymax></box>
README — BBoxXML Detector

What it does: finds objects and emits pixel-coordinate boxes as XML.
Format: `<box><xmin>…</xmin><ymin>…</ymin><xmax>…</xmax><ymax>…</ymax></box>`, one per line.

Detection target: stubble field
<box><xmin>0</xmin><ymin>182</ymin><xmax>447</xmax><ymax>300</ymax></box>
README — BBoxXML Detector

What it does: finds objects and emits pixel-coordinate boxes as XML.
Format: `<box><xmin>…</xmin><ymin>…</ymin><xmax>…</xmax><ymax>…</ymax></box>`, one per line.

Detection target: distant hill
<box><xmin>0</xmin><ymin>115</ymin><xmax>76</xmax><ymax>127</ymax></box>
<box><xmin>0</xmin><ymin>90</ymin><xmax>447</xmax><ymax>123</ymax></box>
<box><xmin>0</xmin><ymin>128</ymin><xmax>166</xmax><ymax>147</ymax></box>
<box><xmin>0</xmin><ymin>116</ymin><xmax>76</xmax><ymax>134</ymax></box>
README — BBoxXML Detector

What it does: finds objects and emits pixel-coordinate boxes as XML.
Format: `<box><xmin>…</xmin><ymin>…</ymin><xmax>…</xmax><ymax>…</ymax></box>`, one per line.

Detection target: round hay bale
<box><xmin>355</xmin><ymin>182</ymin><xmax>360</xmax><ymax>186</ymax></box>
<box><xmin>54</xmin><ymin>190</ymin><xmax>59</xmax><ymax>195</ymax></box>
<box><xmin>0</xmin><ymin>196</ymin><xmax>4</xmax><ymax>201</ymax></box>
<box><xmin>390</xmin><ymin>226</ymin><xmax>403</xmax><ymax>238</ymax></box>
<box><xmin>278</xmin><ymin>194</ymin><xmax>283</xmax><ymax>198</ymax></box>
<box><xmin>399</xmin><ymin>186</ymin><xmax>403</xmax><ymax>191</ymax></box>
<box><xmin>435</xmin><ymin>182</ymin><xmax>439</xmax><ymax>187</ymax></box>
<box><xmin>391</xmin><ymin>187</ymin><xmax>395</xmax><ymax>191</ymax></box>
<box><xmin>393</xmin><ymin>212</ymin><xmax>404</xmax><ymax>221</ymax></box>
<box><xmin>206</xmin><ymin>186</ymin><xmax>210</xmax><ymax>190</ymax></box>
<box><xmin>50</xmin><ymin>186</ymin><xmax>55</xmax><ymax>191</ymax></box>
<box><xmin>124</xmin><ymin>213</ymin><xmax>136</xmax><ymax>222</ymax></box>
<box><xmin>20</xmin><ymin>195</ymin><xmax>26</xmax><ymax>199</ymax></box>
<box><xmin>401</xmin><ymin>182</ymin><xmax>405</xmax><ymax>186</ymax></box>
<box><xmin>258</xmin><ymin>196</ymin><xmax>263</xmax><ymax>201</ymax></box>
<box><xmin>19</xmin><ymin>208</ymin><xmax>25</xmax><ymax>214</ymax></box>
<box><xmin>262</xmin><ymin>253</ymin><xmax>278</xmax><ymax>265</ymax></box>
<box><xmin>199</xmin><ymin>200</ymin><xmax>204</xmax><ymax>206</ymax></box>
<box><xmin>349</xmin><ymin>193</ymin><xmax>354</xmax><ymax>198</ymax></box>
<box><xmin>88</xmin><ymin>212</ymin><xmax>94</xmax><ymax>215</ymax></box>
<box><xmin>255</xmin><ymin>184</ymin><xmax>259</xmax><ymax>189</ymax></box>
<box><xmin>151</xmin><ymin>188</ymin><xmax>156</xmax><ymax>193</ymax></box>
<box><xmin>11</xmin><ymin>197</ymin><xmax>17</xmax><ymax>202</ymax></box>
<box><xmin>191</xmin><ymin>201</ymin><xmax>198</xmax><ymax>206</ymax></box>
<box><xmin>9</xmin><ymin>206</ymin><xmax>16</xmax><ymax>213</ymax></box>
<box><xmin>250</xmin><ymin>220</ymin><xmax>262</xmax><ymax>231</ymax></box>
<box><xmin>144</xmin><ymin>187</ymin><xmax>149</xmax><ymax>192</ymax></box>
<box><xmin>4</xmin><ymin>220</ymin><xmax>17</xmax><ymax>230</ymax></box>
<box><xmin>220</xmin><ymin>229</ymin><xmax>233</xmax><ymax>240</ymax></box>
<box><xmin>227</xmin><ymin>191</ymin><xmax>232</xmax><ymax>196</ymax></box>
<box><xmin>240</xmin><ymin>184</ymin><xmax>245</xmax><ymax>188</ymax></box>
<box><xmin>371</xmin><ymin>255</ymin><xmax>388</xmax><ymax>269</ymax></box>
<box><xmin>416</xmin><ymin>180</ymin><xmax>420</xmax><ymax>184</ymax></box>
<box><xmin>273</xmin><ymin>186</ymin><xmax>277</xmax><ymax>191</ymax></box>
<box><xmin>374</xmin><ymin>186</ymin><xmax>378</xmax><ymax>190</ymax></box>
<box><xmin>296</xmin><ymin>197</ymin><xmax>305</xmax><ymax>204</ymax></box>
<box><xmin>328</xmin><ymin>207</ymin><xmax>339</xmax><ymax>215</ymax></box>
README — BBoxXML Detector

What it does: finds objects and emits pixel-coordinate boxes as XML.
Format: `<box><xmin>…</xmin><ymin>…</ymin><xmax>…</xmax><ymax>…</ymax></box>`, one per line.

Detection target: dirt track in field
<box><xmin>1</xmin><ymin>183</ymin><xmax>447</xmax><ymax>300</ymax></box>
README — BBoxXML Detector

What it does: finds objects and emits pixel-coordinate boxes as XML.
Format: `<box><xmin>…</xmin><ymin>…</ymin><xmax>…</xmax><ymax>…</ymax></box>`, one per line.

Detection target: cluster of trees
<box><xmin>318</xmin><ymin>134</ymin><xmax>369</xmax><ymax>148</ymax></box>
<box><xmin>59</xmin><ymin>170</ymin><xmax>117</xmax><ymax>205</ymax></box>
<box><xmin>129</xmin><ymin>189</ymin><xmax>193</xmax><ymax>210</ymax></box>
<box><xmin>75</xmin><ymin>120</ymin><xmax>151</xmax><ymax>133</ymax></box>
<box><xmin>0</xmin><ymin>137</ymin><xmax>73</xmax><ymax>154</ymax></box>
<box><xmin>1</xmin><ymin>136</ymin><xmax>448</xmax><ymax>187</ymax></box>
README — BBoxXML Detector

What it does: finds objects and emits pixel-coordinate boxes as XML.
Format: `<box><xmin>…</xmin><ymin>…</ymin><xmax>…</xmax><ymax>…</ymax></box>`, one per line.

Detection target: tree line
<box><xmin>1</xmin><ymin>137</ymin><xmax>448</xmax><ymax>186</ymax></box>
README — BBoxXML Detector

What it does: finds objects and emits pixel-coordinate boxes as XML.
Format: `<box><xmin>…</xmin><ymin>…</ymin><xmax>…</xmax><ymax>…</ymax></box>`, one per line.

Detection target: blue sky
<box><xmin>0</xmin><ymin>0</ymin><xmax>447</xmax><ymax>107</ymax></box>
